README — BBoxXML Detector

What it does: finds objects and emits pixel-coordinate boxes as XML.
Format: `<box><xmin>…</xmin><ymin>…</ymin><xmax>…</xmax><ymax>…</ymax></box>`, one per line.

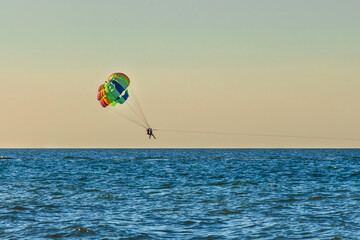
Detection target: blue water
<box><xmin>1</xmin><ymin>149</ymin><xmax>360</xmax><ymax>239</ymax></box>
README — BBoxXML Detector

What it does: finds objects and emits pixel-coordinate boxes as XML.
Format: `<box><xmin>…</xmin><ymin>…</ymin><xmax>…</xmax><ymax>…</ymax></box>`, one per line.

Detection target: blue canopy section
<box><xmin>122</xmin><ymin>90</ymin><xmax>129</xmax><ymax>101</ymax></box>
<box><xmin>111</xmin><ymin>80</ymin><xmax>125</xmax><ymax>95</ymax></box>
<box><xmin>114</xmin><ymin>90</ymin><xmax>129</xmax><ymax>104</ymax></box>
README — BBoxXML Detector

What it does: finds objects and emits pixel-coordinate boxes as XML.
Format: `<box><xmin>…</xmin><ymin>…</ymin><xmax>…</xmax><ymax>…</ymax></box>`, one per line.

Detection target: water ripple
<box><xmin>1</xmin><ymin>149</ymin><xmax>360</xmax><ymax>239</ymax></box>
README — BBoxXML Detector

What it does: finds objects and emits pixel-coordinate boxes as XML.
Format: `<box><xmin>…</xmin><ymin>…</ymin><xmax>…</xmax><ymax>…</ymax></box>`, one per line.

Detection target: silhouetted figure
<box><xmin>146</xmin><ymin>128</ymin><xmax>156</xmax><ymax>139</ymax></box>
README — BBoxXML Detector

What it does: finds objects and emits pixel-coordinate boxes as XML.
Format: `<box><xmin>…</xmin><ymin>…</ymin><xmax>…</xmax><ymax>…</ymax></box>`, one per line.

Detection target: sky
<box><xmin>1</xmin><ymin>0</ymin><xmax>359</xmax><ymax>148</ymax></box>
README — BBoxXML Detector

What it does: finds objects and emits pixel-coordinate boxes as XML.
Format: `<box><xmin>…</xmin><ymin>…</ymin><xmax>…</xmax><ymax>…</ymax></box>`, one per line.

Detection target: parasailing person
<box><xmin>146</xmin><ymin>128</ymin><xmax>156</xmax><ymax>139</ymax></box>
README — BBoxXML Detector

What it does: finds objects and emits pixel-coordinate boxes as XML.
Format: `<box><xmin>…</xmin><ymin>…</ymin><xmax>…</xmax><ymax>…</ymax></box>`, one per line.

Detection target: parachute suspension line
<box><xmin>106</xmin><ymin>108</ymin><xmax>147</xmax><ymax>129</ymax></box>
<box><xmin>126</xmin><ymin>100</ymin><xmax>150</xmax><ymax>128</ymax></box>
<box><xmin>129</xmin><ymin>87</ymin><xmax>151</xmax><ymax>128</ymax></box>
<box><xmin>157</xmin><ymin>129</ymin><xmax>360</xmax><ymax>141</ymax></box>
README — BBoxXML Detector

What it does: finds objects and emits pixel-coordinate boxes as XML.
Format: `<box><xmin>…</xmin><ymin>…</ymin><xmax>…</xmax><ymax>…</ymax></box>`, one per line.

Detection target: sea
<box><xmin>1</xmin><ymin>148</ymin><xmax>360</xmax><ymax>240</ymax></box>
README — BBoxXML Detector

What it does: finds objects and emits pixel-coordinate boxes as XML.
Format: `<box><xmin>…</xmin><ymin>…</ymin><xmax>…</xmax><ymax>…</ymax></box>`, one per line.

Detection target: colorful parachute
<box><xmin>97</xmin><ymin>72</ymin><xmax>151</xmax><ymax>130</ymax></box>
<box><xmin>97</xmin><ymin>73</ymin><xmax>130</xmax><ymax>108</ymax></box>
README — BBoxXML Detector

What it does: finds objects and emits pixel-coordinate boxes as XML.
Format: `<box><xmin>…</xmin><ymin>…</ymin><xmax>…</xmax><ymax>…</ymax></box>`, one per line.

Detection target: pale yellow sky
<box><xmin>1</xmin><ymin>0</ymin><xmax>359</xmax><ymax>148</ymax></box>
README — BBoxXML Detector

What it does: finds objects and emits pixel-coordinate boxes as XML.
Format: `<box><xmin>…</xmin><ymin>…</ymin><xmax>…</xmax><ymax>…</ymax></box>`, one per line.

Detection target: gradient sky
<box><xmin>1</xmin><ymin>0</ymin><xmax>359</xmax><ymax>148</ymax></box>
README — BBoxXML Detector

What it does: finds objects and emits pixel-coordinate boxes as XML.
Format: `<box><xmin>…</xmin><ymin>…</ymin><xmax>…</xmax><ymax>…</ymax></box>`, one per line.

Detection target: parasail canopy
<box><xmin>97</xmin><ymin>73</ymin><xmax>131</xmax><ymax>108</ymax></box>
<box><xmin>97</xmin><ymin>72</ymin><xmax>151</xmax><ymax>130</ymax></box>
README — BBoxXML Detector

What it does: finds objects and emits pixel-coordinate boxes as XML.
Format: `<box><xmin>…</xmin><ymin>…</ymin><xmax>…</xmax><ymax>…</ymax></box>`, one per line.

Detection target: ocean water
<box><xmin>1</xmin><ymin>149</ymin><xmax>360</xmax><ymax>239</ymax></box>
